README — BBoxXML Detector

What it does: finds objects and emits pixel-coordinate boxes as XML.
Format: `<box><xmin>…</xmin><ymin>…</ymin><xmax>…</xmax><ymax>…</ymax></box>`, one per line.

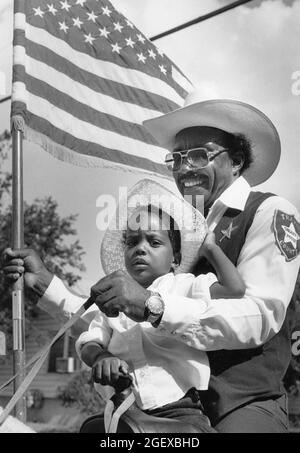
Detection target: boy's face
<box><xmin>124</xmin><ymin>210</ymin><xmax>175</xmax><ymax>288</ymax></box>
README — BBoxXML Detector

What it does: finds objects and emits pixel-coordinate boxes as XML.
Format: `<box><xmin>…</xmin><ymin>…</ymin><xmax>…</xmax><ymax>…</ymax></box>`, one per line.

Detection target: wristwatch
<box><xmin>144</xmin><ymin>291</ymin><xmax>165</xmax><ymax>325</ymax></box>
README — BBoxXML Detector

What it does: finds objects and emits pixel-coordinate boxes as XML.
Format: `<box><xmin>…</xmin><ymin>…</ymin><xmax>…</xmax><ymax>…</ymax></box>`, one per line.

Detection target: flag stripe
<box><xmin>15</xmin><ymin>15</ymin><xmax>186</xmax><ymax>107</ymax></box>
<box><xmin>13</xmin><ymin>30</ymin><xmax>180</xmax><ymax>114</ymax></box>
<box><xmin>22</xmin><ymin>92</ymin><xmax>167</xmax><ymax>163</ymax></box>
<box><xmin>24</xmin><ymin>109</ymin><xmax>170</xmax><ymax>176</ymax></box>
<box><xmin>14</xmin><ymin>48</ymin><xmax>172</xmax><ymax>125</ymax></box>
<box><xmin>21</xmin><ymin>72</ymin><xmax>159</xmax><ymax>145</ymax></box>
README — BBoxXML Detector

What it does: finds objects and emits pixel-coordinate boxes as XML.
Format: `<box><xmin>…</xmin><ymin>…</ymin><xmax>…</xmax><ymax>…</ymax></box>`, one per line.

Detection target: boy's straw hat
<box><xmin>100</xmin><ymin>179</ymin><xmax>207</xmax><ymax>275</ymax></box>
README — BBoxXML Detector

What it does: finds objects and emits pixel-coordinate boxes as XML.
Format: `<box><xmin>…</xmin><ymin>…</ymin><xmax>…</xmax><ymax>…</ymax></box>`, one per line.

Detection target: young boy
<box><xmin>76</xmin><ymin>190</ymin><xmax>245</xmax><ymax>431</ymax></box>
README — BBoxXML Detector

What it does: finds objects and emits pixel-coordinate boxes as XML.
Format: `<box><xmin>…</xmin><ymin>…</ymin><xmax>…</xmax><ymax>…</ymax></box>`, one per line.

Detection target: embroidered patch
<box><xmin>219</xmin><ymin>221</ymin><xmax>238</xmax><ymax>242</ymax></box>
<box><xmin>272</xmin><ymin>210</ymin><xmax>300</xmax><ymax>261</ymax></box>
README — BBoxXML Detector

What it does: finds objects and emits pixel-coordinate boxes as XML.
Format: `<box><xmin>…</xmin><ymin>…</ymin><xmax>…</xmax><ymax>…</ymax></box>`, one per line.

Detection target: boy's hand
<box><xmin>92</xmin><ymin>356</ymin><xmax>129</xmax><ymax>387</ymax></box>
<box><xmin>200</xmin><ymin>231</ymin><xmax>217</xmax><ymax>257</ymax></box>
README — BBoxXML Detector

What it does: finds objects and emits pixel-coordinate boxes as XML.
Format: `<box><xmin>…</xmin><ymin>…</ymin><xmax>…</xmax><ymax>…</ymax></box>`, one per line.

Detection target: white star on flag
<box><xmin>59</xmin><ymin>21</ymin><xmax>69</xmax><ymax>33</ymax></box>
<box><xmin>73</xmin><ymin>17</ymin><xmax>83</xmax><ymax>28</ymax></box>
<box><xmin>137</xmin><ymin>34</ymin><xmax>146</xmax><ymax>44</ymax></box>
<box><xmin>137</xmin><ymin>53</ymin><xmax>146</xmax><ymax>63</ymax></box>
<box><xmin>47</xmin><ymin>4</ymin><xmax>57</xmax><ymax>15</ymax></box>
<box><xmin>84</xmin><ymin>33</ymin><xmax>95</xmax><ymax>44</ymax></box>
<box><xmin>102</xmin><ymin>6</ymin><xmax>112</xmax><ymax>16</ymax></box>
<box><xmin>114</xmin><ymin>22</ymin><xmax>124</xmax><ymax>33</ymax></box>
<box><xmin>76</xmin><ymin>0</ymin><xmax>86</xmax><ymax>5</ymax></box>
<box><xmin>111</xmin><ymin>42</ymin><xmax>121</xmax><ymax>53</ymax></box>
<box><xmin>148</xmin><ymin>49</ymin><xmax>156</xmax><ymax>59</ymax></box>
<box><xmin>33</xmin><ymin>7</ymin><xmax>44</xmax><ymax>17</ymax></box>
<box><xmin>60</xmin><ymin>1</ymin><xmax>71</xmax><ymax>12</ymax></box>
<box><xmin>125</xmin><ymin>37</ymin><xmax>135</xmax><ymax>48</ymax></box>
<box><xmin>159</xmin><ymin>65</ymin><xmax>167</xmax><ymax>75</ymax></box>
<box><xmin>126</xmin><ymin>20</ymin><xmax>134</xmax><ymax>29</ymax></box>
<box><xmin>87</xmin><ymin>11</ymin><xmax>97</xmax><ymax>22</ymax></box>
<box><xmin>99</xmin><ymin>27</ymin><xmax>110</xmax><ymax>38</ymax></box>
<box><xmin>157</xmin><ymin>49</ymin><xmax>164</xmax><ymax>57</ymax></box>
<box><xmin>282</xmin><ymin>223</ymin><xmax>299</xmax><ymax>249</ymax></box>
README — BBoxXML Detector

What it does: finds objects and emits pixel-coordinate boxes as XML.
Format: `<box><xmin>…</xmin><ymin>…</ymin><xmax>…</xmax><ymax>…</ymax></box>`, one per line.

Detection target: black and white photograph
<box><xmin>0</xmin><ymin>0</ymin><xmax>299</xmax><ymax>437</ymax></box>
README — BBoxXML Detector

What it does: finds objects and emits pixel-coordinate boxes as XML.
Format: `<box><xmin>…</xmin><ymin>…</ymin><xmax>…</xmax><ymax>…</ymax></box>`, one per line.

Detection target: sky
<box><xmin>0</xmin><ymin>0</ymin><xmax>299</xmax><ymax>294</ymax></box>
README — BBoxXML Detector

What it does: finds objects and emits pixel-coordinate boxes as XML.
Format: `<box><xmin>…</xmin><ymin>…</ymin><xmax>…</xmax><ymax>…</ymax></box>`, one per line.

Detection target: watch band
<box><xmin>144</xmin><ymin>291</ymin><xmax>164</xmax><ymax>325</ymax></box>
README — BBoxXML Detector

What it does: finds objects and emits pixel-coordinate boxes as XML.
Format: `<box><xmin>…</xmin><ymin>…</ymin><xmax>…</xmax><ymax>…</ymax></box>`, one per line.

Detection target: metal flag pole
<box><xmin>11</xmin><ymin>122</ymin><xmax>26</xmax><ymax>422</ymax></box>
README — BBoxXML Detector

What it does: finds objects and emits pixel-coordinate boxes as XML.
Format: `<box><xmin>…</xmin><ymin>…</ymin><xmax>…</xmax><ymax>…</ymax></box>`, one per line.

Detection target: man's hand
<box><xmin>90</xmin><ymin>270</ymin><xmax>151</xmax><ymax>322</ymax></box>
<box><xmin>92</xmin><ymin>355</ymin><xmax>129</xmax><ymax>387</ymax></box>
<box><xmin>2</xmin><ymin>248</ymin><xmax>53</xmax><ymax>299</ymax></box>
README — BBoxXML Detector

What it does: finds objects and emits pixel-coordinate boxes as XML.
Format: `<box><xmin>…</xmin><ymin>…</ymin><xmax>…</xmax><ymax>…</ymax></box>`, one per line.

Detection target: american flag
<box><xmin>11</xmin><ymin>0</ymin><xmax>193</xmax><ymax>177</ymax></box>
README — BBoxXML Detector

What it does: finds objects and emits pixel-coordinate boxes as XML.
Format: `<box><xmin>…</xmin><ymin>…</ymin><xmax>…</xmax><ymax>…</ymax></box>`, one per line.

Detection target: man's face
<box><xmin>172</xmin><ymin>127</ymin><xmax>236</xmax><ymax>212</ymax></box>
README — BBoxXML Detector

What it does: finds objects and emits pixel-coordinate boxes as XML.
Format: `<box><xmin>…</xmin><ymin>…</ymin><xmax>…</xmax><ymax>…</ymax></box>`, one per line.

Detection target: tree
<box><xmin>57</xmin><ymin>369</ymin><xmax>104</xmax><ymax>415</ymax></box>
<box><xmin>0</xmin><ymin>130</ymin><xmax>86</xmax><ymax>344</ymax></box>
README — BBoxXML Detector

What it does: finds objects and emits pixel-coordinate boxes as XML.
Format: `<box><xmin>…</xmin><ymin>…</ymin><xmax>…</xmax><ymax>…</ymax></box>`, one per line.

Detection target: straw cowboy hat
<box><xmin>143</xmin><ymin>90</ymin><xmax>281</xmax><ymax>187</ymax></box>
<box><xmin>100</xmin><ymin>179</ymin><xmax>207</xmax><ymax>276</ymax></box>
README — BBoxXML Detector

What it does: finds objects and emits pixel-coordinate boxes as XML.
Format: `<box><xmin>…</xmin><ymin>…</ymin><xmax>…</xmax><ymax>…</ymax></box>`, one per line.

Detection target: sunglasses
<box><xmin>165</xmin><ymin>146</ymin><xmax>229</xmax><ymax>172</ymax></box>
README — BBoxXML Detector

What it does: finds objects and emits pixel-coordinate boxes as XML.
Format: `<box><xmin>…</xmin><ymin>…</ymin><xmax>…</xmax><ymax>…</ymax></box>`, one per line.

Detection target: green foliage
<box><xmin>57</xmin><ymin>369</ymin><xmax>104</xmax><ymax>415</ymax></box>
<box><xmin>0</xmin><ymin>130</ymin><xmax>86</xmax><ymax>338</ymax></box>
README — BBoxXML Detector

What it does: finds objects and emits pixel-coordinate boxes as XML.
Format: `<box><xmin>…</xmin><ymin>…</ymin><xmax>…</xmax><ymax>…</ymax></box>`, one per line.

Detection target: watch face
<box><xmin>148</xmin><ymin>295</ymin><xmax>163</xmax><ymax>315</ymax></box>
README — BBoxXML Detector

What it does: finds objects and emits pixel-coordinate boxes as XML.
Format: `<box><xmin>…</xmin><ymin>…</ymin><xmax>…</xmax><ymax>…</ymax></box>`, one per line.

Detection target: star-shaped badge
<box><xmin>219</xmin><ymin>221</ymin><xmax>238</xmax><ymax>242</ymax></box>
<box><xmin>282</xmin><ymin>222</ymin><xmax>299</xmax><ymax>249</ymax></box>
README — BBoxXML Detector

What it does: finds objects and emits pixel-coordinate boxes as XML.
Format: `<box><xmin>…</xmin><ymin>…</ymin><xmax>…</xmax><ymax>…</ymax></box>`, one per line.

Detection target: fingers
<box><xmin>109</xmin><ymin>358</ymin><xmax>121</xmax><ymax>384</ymax></box>
<box><xmin>1</xmin><ymin>272</ymin><xmax>20</xmax><ymax>282</ymax></box>
<box><xmin>94</xmin><ymin>288</ymin><xmax>121</xmax><ymax>317</ymax></box>
<box><xmin>93</xmin><ymin>358</ymin><xmax>124</xmax><ymax>385</ymax></box>
<box><xmin>101</xmin><ymin>359</ymin><xmax>112</xmax><ymax>384</ymax></box>
<box><xmin>98</xmin><ymin>299</ymin><xmax>121</xmax><ymax>318</ymax></box>
<box><xmin>2</xmin><ymin>265</ymin><xmax>25</xmax><ymax>275</ymax></box>
<box><xmin>90</xmin><ymin>277</ymin><xmax>113</xmax><ymax>299</ymax></box>
<box><xmin>3</xmin><ymin>248</ymin><xmax>33</xmax><ymax>260</ymax></box>
<box><xmin>2</xmin><ymin>265</ymin><xmax>25</xmax><ymax>281</ymax></box>
<box><xmin>2</xmin><ymin>249</ymin><xmax>31</xmax><ymax>275</ymax></box>
<box><xmin>90</xmin><ymin>270</ymin><xmax>125</xmax><ymax>298</ymax></box>
<box><xmin>94</xmin><ymin>287</ymin><xmax>116</xmax><ymax>307</ymax></box>
<box><xmin>3</xmin><ymin>261</ymin><xmax>25</xmax><ymax>272</ymax></box>
<box><xmin>3</xmin><ymin>248</ymin><xmax>13</xmax><ymax>258</ymax></box>
<box><xmin>92</xmin><ymin>362</ymin><xmax>101</xmax><ymax>383</ymax></box>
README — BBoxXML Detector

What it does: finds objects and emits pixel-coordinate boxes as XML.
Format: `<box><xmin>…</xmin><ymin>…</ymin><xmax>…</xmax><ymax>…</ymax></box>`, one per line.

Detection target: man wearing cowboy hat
<box><xmin>140</xmin><ymin>92</ymin><xmax>300</xmax><ymax>432</ymax></box>
<box><xmin>3</xmin><ymin>91</ymin><xmax>300</xmax><ymax>432</ymax></box>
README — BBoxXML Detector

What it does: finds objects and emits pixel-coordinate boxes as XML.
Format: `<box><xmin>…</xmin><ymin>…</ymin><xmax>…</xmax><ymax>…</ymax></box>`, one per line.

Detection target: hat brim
<box><xmin>143</xmin><ymin>99</ymin><xmax>281</xmax><ymax>187</ymax></box>
<box><xmin>100</xmin><ymin>179</ymin><xmax>207</xmax><ymax>276</ymax></box>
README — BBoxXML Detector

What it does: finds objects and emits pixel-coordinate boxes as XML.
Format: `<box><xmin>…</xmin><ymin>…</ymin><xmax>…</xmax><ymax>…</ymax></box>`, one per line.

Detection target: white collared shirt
<box><xmin>74</xmin><ymin>272</ymin><xmax>216</xmax><ymax>410</ymax></box>
<box><xmin>38</xmin><ymin>177</ymin><xmax>300</xmax><ymax>358</ymax></box>
<box><xmin>157</xmin><ymin>177</ymin><xmax>300</xmax><ymax>350</ymax></box>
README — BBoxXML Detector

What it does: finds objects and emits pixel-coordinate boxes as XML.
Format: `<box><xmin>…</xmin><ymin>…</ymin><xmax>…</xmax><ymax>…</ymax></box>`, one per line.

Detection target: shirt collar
<box><xmin>212</xmin><ymin>176</ymin><xmax>251</xmax><ymax>212</ymax></box>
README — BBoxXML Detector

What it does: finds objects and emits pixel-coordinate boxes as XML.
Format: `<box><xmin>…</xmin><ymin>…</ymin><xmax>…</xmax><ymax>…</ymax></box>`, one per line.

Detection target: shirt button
<box><xmin>171</xmin><ymin>331</ymin><xmax>177</xmax><ymax>335</ymax></box>
<box><xmin>181</xmin><ymin>334</ymin><xmax>187</xmax><ymax>340</ymax></box>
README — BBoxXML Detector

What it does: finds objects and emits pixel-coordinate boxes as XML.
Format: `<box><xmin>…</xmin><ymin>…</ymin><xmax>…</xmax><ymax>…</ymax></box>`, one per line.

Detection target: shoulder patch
<box><xmin>272</xmin><ymin>210</ymin><xmax>300</xmax><ymax>261</ymax></box>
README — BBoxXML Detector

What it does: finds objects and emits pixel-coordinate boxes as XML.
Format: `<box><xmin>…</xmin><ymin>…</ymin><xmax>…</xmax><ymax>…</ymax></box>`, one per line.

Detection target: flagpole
<box><xmin>11</xmin><ymin>122</ymin><xmax>26</xmax><ymax>422</ymax></box>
